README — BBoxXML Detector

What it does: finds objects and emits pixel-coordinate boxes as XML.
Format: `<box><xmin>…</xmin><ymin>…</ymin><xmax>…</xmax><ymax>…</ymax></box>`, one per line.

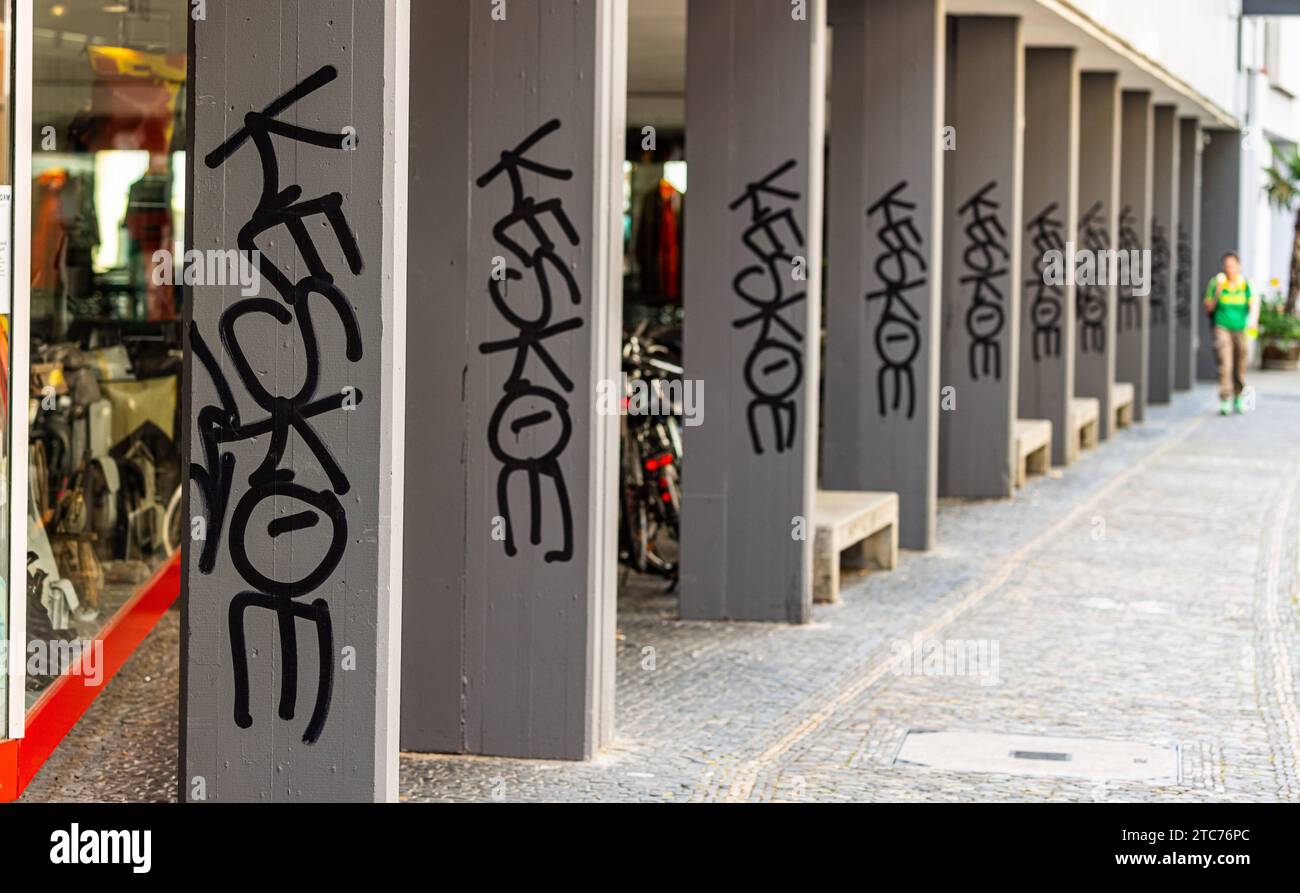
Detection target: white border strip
<box><xmin>375</xmin><ymin>0</ymin><xmax>409</xmax><ymax>803</ymax></box>
<box><xmin>6</xmin><ymin>0</ymin><xmax>31</xmax><ymax>739</ymax></box>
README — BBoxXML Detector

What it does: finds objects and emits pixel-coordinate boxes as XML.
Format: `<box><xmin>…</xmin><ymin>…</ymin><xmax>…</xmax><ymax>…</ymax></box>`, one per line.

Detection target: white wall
<box><xmin>1070</xmin><ymin>0</ymin><xmax>1240</xmax><ymax>114</ymax></box>
<box><xmin>1268</xmin><ymin>204</ymin><xmax>1294</xmax><ymax>296</ymax></box>
<box><xmin>1244</xmin><ymin>13</ymin><xmax>1300</xmax><ymax>298</ymax></box>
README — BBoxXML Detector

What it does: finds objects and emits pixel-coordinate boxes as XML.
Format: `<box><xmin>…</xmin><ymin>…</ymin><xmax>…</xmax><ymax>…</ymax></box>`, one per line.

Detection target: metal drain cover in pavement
<box><xmin>895</xmin><ymin>731</ymin><xmax>1179</xmax><ymax>782</ymax></box>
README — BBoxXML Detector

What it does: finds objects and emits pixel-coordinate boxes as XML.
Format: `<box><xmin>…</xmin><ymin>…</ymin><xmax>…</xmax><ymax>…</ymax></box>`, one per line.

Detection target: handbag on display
<box><xmin>51</xmin><ymin>466</ymin><xmax>105</xmax><ymax>619</ymax></box>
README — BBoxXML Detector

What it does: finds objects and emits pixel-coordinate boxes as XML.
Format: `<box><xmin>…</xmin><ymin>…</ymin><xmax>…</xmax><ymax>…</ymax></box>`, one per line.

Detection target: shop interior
<box><xmin>21</xmin><ymin>0</ymin><xmax>185</xmax><ymax>707</ymax></box>
<box><xmin>0</xmin><ymin>1</ymin><xmax>12</xmax><ymax>738</ymax></box>
<box><xmin>617</xmin><ymin>127</ymin><xmax>686</xmax><ymax>600</ymax></box>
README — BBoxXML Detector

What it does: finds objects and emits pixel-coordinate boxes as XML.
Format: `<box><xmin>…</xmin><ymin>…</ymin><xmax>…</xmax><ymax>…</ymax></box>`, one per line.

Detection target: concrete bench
<box><xmin>1068</xmin><ymin>397</ymin><xmax>1100</xmax><ymax>462</ymax></box>
<box><xmin>813</xmin><ymin>490</ymin><xmax>898</xmax><ymax>603</ymax></box>
<box><xmin>1014</xmin><ymin>419</ymin><xmax>1053</xmax><ymax>488</ymax></box>
<box><xmin>1112</xmin><ymin>381</ymin><xmax>1135</xmax><ymax>430</ymax></box>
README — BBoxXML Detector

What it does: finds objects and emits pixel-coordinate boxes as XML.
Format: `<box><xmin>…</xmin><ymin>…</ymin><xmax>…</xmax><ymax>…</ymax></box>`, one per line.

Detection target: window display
<box><xmin>0</xmin><ymin>0</ymin><xmax>14</xmax><ymax>741</ymax></box>
<box><xmin>20</xmin><ymin>0</ymin><xmax>185</xmax><ymax>707</ymax></box>
<box><xmin>619</xmin><ymin>132</ymin><xmax>684</xmax><ymax>594</ymax></box>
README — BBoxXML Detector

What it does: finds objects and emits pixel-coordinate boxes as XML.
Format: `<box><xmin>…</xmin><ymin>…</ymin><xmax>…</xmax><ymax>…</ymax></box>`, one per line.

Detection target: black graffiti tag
<box><xmin>1026</xmin><ymin>203</ymin><xmax>1065</xmax><ymax>362</ymax></box>
<box><xmin>191</xmin><ymin>65</ymin><xmax>363</xmax><ymax>746</ymax></box>
<box><xmin>1117</xmin><ymin>205</ymin><xmax>1142</xmax><ymax>332</ymax></box>
<box><xmin>730</xmin><ymin>159</ymin><xmax>805</xmax><ymax>455</ymax></box>
<box><xmin>866</xmin><ymin>181</ymin><xmax>925</xmax><ymax>419</ymax></box>
<box><xmin>1077</xmin><ymin>201</ymin><xmax>1109</xmax><ymax>353</ymax></box>
<box><xmin>476</xmin><ymin>118</ymin><xmax>580</xmax><ymax>564</ymax></box>
<box><xmin>1150</xmin><ymin>217</ymin><xmax>1169</xmax><ymax>327</ymax></box>
<box><xmin>958</xmin><ymin>182</ymin><xmax>1009</xmax><ymax>381</ymax></box>
<box><xmin>1176</xmin><ymin>223</ymin><xmax>1192</xmax><ymax>327</ymax></box>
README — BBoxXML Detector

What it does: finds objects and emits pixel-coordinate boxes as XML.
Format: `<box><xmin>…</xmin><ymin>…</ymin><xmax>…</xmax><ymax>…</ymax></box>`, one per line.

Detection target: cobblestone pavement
<box><xmin>22</xmin><ymin>375</ymin><xmax>1300</xmax><ymax>802</ymax></box>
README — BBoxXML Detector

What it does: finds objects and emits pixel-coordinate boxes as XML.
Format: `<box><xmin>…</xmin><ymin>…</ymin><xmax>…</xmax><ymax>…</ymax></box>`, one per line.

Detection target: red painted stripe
<box><xmin>2</xmin><ymin>552</ymin><xmax>180</xmax><ymax>799</ymax></box>
<box><xmin>0</xmin><ymin>740</ymin><xmax>17</xmax><ymax>801</ymax></box>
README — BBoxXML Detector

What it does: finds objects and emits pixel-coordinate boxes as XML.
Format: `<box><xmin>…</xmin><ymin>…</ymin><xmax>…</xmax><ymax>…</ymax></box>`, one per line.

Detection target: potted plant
<box><xmin>1258</xmin><ymin>299</ymin><xmax>1300</xmax><ymax>370</ymax></box>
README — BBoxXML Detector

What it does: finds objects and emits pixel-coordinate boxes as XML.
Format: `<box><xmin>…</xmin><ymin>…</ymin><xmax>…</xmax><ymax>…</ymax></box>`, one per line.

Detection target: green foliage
<box><xmin>1258</xmin><ymin>300</ymin><xmax>1300</xmax><ymax>343</ymax></box>
<box><xmin>1265</xmin><ymin>144</ymin><xmax>1300</xmax><ymax>212</ymax></box>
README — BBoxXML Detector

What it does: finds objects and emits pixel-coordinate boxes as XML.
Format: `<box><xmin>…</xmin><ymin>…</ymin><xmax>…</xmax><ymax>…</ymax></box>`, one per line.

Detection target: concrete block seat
<box><xmin>813</xmin><ymin>490</ymin><xmax>899</xmax><ymax>604</ymax></box>
<box><xmin>1014</xmin><ymin>419</ymin><xmax>1053</xmax><ymax>489</ymax></box>
<box><xmin>1069</xmin><ymin>397</ymin><xmax>1100</xmax><ymax>462</ymax></box>
<box><xmin>1112</xmin><ymin>381</ymin><xmax>1135</xmax><ymax>430</ymax></box>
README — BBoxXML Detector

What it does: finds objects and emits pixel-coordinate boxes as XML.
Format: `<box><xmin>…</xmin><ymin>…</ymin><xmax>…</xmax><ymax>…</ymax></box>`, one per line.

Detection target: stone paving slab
<box><xmin>20</xmin><ymin>376</ymin><xmax>1300</xmax><ymax>803</ymax></box>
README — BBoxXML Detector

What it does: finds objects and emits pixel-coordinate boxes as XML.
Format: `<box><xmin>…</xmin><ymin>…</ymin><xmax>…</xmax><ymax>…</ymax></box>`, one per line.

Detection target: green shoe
<box><xmin>1219</xmin><ymin>399</ymin><xmax>1232</xmax><ymax>416</ymax></box>
<box><xmin>1234</xmin><ymin>397</ymin><xmax>1245</xmax><ymax>414</ymax></box>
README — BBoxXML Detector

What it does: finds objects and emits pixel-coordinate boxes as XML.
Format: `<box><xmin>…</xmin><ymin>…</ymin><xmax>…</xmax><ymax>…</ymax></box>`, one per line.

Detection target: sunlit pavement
<box><xmin>24</xmin><ymin>373</ymin><xmax>1300</xmax><ymax>802</ymax></box>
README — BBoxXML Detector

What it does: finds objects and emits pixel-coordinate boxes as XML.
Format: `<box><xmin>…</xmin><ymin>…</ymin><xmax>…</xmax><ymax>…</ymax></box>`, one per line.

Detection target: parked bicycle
<box><xmin>619</xmin><ymin>318</ymin><xmax>683</xmax><ymax>587</ymax></box>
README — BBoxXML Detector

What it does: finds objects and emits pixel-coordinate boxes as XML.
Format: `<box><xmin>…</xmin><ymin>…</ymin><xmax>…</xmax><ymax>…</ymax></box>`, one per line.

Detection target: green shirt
<box><xmin>1205</xmin><ymin>274</ymin><xmax>1252</xmax><ymax>331</ymax></box>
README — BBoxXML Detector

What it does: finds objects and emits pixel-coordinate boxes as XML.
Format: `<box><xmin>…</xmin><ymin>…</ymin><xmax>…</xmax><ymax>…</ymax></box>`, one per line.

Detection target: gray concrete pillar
<box><xmin>1019</xmin><ymin>47</ymin><xmax>1078</xmax><ymax>467</ymax></box>
<box><xmin>1075</xmin><ymin>73</ymin><xmax>1121</xmax><ymax>440</ymax></box>
<box><xmin>680</xmin><ymin>0</ymin><xmax>826</xmax><ymax>621</ymax></box>
<box><xmin>939</xmin><ymin>15</ymin><xmax>1023</xmax><ymax>499</ymax></box>
<box><xmin>181</xmin><ymin>0</ymin><xmax>408</xmax><ymax>801</ymax></box>
<box><xmin>1175</xmin><ymin>116</ymin><xmax>1203</xmax><ymax>391</ymax></box>
<box><xmin>1198</xmin><ymin>129</ymin><xmax>1243</xmax><ymax>382</ymax></box>
<box><xmin>1148</xmin><ymin>104</ymin><xmax>1180</xmax><ymax>404</ymax></box>
<box><xmin>1117</xmin><ymin>90</ymin><xmax>1153</xmax><ymax>421</ymax></box>
<box><xmin>824</xmin><ymin>0</ymin><xmax>944</xmax><ymax>550</ymax></box>
<box><xmin>400</xmin><ymin>0</ymin><xmax>625</xmax><ymax>760</ymax></box>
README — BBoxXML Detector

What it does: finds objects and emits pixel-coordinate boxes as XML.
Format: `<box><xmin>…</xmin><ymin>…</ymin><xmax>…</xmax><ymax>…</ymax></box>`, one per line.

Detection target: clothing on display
<box><xmin>31</xmin><ymin>167</ymin><xmax>98</xmax><ymax>311</ymax></box>
<box><xmin>631</xmin><ymin>172</ymin><xmax>684</xmax><ymax>306</ymax></box>
<box><xmin>126</xmin><ymin>172</ymin><xmax>175</xmax><ymax>321</ymax></box>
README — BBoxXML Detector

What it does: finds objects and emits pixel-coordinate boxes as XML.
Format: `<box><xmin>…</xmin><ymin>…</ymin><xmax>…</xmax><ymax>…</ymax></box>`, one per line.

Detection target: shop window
<box><xmin>0</xmin><ymin>0</ymin><xmax>14</xmax><ymax>741</ymax></box>
<box><xmin>22</xmin><ymin>0</ymin><xmax>185</xmax><ymax>709</ymax></box>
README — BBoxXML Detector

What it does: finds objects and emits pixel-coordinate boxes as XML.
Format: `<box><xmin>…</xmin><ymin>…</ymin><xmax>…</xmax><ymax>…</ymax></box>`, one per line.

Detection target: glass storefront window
<box><xmin>0</xmin><ymin>0</ymin><xmax>14</xmax><ymax>741</ymax></box>
<box><xmin>21</xmin><ymin>0</ymin><xmax>185</xmax><ymax>708</ymax></box>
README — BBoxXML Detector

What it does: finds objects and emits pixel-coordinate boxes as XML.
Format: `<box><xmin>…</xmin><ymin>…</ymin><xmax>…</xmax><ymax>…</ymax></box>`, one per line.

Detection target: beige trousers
<box><xmin>1214</xmin><ymin>326</ymin><xmax>1247</xmax><ymax>400</ymax></box>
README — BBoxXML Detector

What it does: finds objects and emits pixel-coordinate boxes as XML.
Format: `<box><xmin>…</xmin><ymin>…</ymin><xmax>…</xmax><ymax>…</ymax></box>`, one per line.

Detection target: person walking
<box><xmin>1204</xmin><ymin>252</ymin><xmax>1255</xmax><ymax>416</ymax></box>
